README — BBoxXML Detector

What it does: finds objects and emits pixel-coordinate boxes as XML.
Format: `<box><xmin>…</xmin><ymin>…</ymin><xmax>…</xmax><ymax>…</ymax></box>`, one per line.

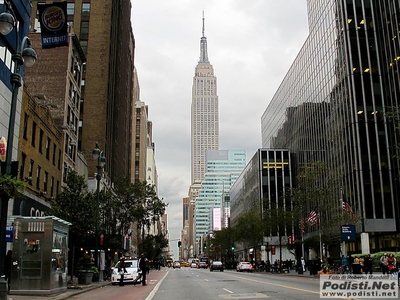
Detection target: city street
<box><xmin>9</xmin><ymin>267</ymin><xmax>400</xmax><ymax>300</ymax></box>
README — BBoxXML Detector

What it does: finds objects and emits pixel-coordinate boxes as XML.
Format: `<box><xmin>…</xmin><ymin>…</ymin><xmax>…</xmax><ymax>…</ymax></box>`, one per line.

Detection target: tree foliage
<box><xmin>289</xmin><ymin>161</ymin><xmax>343</xmax><ymax>256</ymax></box>
<box><xmin>49</xmin><ymin>170</ymin><xmax>96</xmax><ymax>247</ymax></box>
<box><xmin>235</xmin><ymin>210</ymin><xmax>264</xmax><ymax>256</ymax></box>
<box><xmin>140</xmin><ymin>233</ymin><xmax>169</xmax><ymax>260</ymax></box>
<box><xmin>0</xmin><ymin>174</ymin><xmax>25</xmax><ymax>198</ymax></box>
<box><xmin>100</xmin><ymin>177</ymin><xmax>167</xmax><ymax>252</ymax></box>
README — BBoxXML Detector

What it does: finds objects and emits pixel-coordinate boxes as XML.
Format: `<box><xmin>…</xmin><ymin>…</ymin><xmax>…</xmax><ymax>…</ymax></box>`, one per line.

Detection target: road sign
<box><xmin>5</xmin><ymin>226</ymin><xmax>13</xmax><ymax>242</ymax></box>
<box><xmin>341</xmin><ymin>225</ymin><xmax>356</xmax><ymax>241</ymax></box>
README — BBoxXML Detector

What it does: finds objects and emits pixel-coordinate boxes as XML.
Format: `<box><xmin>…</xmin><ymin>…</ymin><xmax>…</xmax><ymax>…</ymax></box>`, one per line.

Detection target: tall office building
<box><xmin>191</xmin><ymin>13</ymin><xmax>219</xmax><ymax>184</ymax></box>
<box><xmin>30</xmin><ymin>0</ymin><xmax>136</xmax><ymax>182</ymax></box>
<box><xmin>261</xmin><ymin>0</ymin><xmax>400</xmax><ymax>249</ymax></box>
<box><xmin>194</xmin><ymin>150</ymin><xmax>245</xmax><ymax>248</ymax></box>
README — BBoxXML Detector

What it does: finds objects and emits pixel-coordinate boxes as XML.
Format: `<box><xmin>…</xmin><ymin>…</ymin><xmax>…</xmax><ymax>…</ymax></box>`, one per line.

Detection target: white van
<box><xmin>190</xmin><ymin>259</ymin><xmax>199</xmax><ymax>268</ymax></box>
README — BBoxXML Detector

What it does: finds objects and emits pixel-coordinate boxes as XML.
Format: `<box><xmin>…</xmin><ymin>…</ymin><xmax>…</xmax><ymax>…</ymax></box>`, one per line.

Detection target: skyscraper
<box><xmin>261</xmin><ymin>0</ymin><xmax>400</xmax><ymax>250</ymax></box>
<box><xmin>191</xmin><ymin>12</ymin><xmax>219</xmax><ymax>184</ymax></box>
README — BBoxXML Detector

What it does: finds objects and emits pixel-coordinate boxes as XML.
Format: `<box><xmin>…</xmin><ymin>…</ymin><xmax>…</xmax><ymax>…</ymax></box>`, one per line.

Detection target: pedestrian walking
<box><xmin>380</xmin><ymin>253</ymin><xmax>388</xmax><ymax>274</ymax></box>
<box><xmin>118</xmin><ymin>257</ymin><xmax>127</xmax><ymax>286</ymax></box>
<box><xmin>139</xmin><ymin>253</ymin><xmax>148</xmax><ymax>286</ymax></box>
<box><xmin>300</xmin><ymin>257</ymin><xmax>306</xmax><ymax>272</ymax></box>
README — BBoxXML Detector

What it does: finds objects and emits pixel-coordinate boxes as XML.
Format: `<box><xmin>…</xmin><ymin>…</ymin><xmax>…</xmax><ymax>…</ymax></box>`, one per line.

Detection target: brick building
<box><xmin>15</xmin><ymin>89</ymin><xmax>63</xmax><ymax>216</ymax></box>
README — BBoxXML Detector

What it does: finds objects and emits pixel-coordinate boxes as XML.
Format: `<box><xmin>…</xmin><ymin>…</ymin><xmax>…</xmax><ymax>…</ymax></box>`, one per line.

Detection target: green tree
<box><xmin>234</xmin><ymin>209</ymin><xmax>264</xmax><ymax>261</ymax></box>
<box><xmin>211</xmin><ymin>228</ymin><xmax>236</xmax><ymax>267</ymax></box>
<box><xmin>100</xmin><ymin>177</ymin><xmax>167</xmax><ymax>254</ymax></box>
<box><xmin>289</xmin><ymin>161</ymin><xmax>343</xmax><ymax>258</ymax></box>
<box><xmin>49</xmin><ymin>171</ymin><xmax>96</xmax><ymax>276</ymax></box>
<box><xmin>0</xmin><ymin>174</ymin><xmax>25</xmax><ymax>198</ymax></box>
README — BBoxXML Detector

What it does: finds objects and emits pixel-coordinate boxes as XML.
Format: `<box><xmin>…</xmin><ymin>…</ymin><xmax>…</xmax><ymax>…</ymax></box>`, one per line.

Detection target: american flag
<box><xmin>305</xmin><ymin>210</ymin><xmax>319</xmax><ymax>226</ymax></box>
<box><xmin>342</xmin><ymin>201</ymin><xmax>355</xmax><ymax>220</ymax></box>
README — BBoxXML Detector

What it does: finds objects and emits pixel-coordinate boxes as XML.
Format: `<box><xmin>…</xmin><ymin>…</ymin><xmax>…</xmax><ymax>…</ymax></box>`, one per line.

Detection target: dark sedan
<box><xmin>210</xmin><ymin>261</ymin><xmax>223</xmax><ymax>272</ymax></box>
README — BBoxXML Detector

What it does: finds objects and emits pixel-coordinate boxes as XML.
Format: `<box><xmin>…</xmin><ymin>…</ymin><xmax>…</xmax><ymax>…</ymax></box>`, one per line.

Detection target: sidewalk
<box><xmin>256</xmin><ymin>269</ymin><xmax>315</xmax><ymax>277</ymax></box>
<box><xmin>8</xmin><ymin>280</ymin><xmax>111</xmax><ymax>300</ymax></box>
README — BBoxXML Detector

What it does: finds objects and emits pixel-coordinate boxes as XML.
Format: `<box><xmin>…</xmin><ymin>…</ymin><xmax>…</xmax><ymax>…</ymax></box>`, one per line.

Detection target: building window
<box><xmin>31</xmin><ymin>121</ymin><xmax>37</xmax><ymax>147</ymax></box>
<box><xmin>67</xmin><ymin>3</ymin><xmax>75</xmax><ymax>15</ymax></box>
<box><xmin>46</xmin><ymin>137</ymin><xmax>50</xmax><ymax>159</ymax></box>
<box><xmin>36</xmin><ymin>166</ymin><xmax>41</xmax><ymax>189</ymax></box>
<box><xmin>39</xmin><ymin>129</ymin><xmax>44</xmax><ymax>153</ymax></box>
<box><xmin>50</xmin><ymin>176</ymin><xmax>54</xmax><ymax>198</ymax></box>
<box><xmin>82</xmin><ymin>3</ymin><xmax>90</xmax><ymax>16</ymax></box>
<box><xmin>53</xmin><ymin>143</ymin><xmax>56</xmax><ymax>165</ymax></box>
<box><xmin>58</xmin><ymin>149</ymin><xmax>62</xmax><ymax>169</ymax></box>
<box><xmin>44</xmin><ymin>171</ymin><xmax>48</xmax><ymax>192</ymax></box>
<box><xmin>20</xmin><ymin>152</ymin><xmax>26</xmax><ymax>180</ymax></box>
<box><xmin>23</xmin><ymin>113</ymin><xmax>28</xmax><ymax>139</ymax></box>
<box><xmin>28</xmin><ymin>160</ymin><xmax>34</xmax><ymax>179</ymax></box>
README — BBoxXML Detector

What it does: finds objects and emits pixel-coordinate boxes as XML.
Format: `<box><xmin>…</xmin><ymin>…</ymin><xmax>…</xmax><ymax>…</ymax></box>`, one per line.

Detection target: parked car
<box><xmin>173</xmin><ymin>261</ymin><xmax>181</xmax><ymax>269</ymax></box>
<box><xmin>198</xmin><ymin>261</ymin><xmax>208</xmax><ymax>269</ymax></box>
<box><xmin>236</xmin><ymin>262</ymin><xmax>253</xmax><ymax>272</ymax></box>
<box><xmin>210</xmin><ymin>261</ymin><xmax>223</xmax><ymax>272</ymax></box>
<box><xmin>111</xmin><ymin>259</ymin><xmax>141</xmax><ymax>285</ymax></box>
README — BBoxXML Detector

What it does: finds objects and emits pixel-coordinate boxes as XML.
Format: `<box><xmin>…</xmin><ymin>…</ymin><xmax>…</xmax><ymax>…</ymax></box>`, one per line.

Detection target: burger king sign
<box><xmin>38</xmin><ymin>2</ymin><xmax>68</xmax><ymax>48</ymax></box>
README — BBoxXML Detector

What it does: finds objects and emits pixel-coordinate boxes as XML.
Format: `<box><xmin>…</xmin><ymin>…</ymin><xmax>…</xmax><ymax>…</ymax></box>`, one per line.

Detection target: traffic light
<box><xmin>231</xmin><ymin>246</ymin><xmax>234</xmax><ymax>251</ymax></box>
<box><xmin>203</xmin><ymin>243</ymin><xmax>206</xmax><ymax>249</ymax></box>
<box><xmin>178</xmin><ymin>241</ymin><xmax>182</xmax><ymax>248</ymax></box>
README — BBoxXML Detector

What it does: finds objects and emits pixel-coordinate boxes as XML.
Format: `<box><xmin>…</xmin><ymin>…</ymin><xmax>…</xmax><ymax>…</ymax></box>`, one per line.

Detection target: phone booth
<box><xmin>10</xmin><ymin>216</ymin><xmax>71</xmax><ymax>295</ymax></box>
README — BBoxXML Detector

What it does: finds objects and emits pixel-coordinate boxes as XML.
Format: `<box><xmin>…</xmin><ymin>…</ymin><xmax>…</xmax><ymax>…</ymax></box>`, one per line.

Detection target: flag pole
<box><xmin>318</xmin><ymin>215</ymin><xmax>323</xmax><ymax>258</ymax></box>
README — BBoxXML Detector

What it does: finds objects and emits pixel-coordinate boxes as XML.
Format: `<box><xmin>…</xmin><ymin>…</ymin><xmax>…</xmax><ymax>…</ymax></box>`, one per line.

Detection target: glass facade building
<box><xmin>194</xmin><ymin>150</ymin><xmax>246</xmax><ymax>241</ymax></box>
<box><xmin>261</xmin><ymin>0</ymin><xmax>400</xmax><ymax>247</ymax></box>
<box><xmin>230</xmin><ymin>149</ymin><xmax>292</xmax><ymax>235</ymax></box>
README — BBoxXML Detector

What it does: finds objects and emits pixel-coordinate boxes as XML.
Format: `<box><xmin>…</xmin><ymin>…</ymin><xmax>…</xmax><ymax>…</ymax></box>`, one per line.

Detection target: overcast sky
<box><xmin>131</xmin><ymin>1</ymin><xmax>309</xmax><ymax>259</ymax></box>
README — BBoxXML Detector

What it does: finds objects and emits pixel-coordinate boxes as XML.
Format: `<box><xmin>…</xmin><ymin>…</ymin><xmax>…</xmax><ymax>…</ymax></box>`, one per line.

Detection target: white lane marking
<box><xmin>223</xmin><ymin>288</ymin><xmax>233</xmax><ymax>293</ymax></box>
<box><xmin>145</xmin><ymin>269</ymin><xmax>169</xmax><ymax>300</ymax></box>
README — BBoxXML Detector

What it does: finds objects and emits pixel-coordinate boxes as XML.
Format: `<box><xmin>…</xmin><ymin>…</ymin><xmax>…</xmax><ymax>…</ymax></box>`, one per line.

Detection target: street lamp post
<box><xmin>0</xmin><ymin>1</ymin><xmax>36</xmax><ymax>296</ymax></box>
<box><xmin>92</xmin><ymin>143</ymin><xmax>106</xmax><ymax>276</ymax></box>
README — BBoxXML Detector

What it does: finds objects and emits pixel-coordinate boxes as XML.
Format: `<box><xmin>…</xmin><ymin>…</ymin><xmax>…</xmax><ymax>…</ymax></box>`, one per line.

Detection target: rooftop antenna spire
<box><xmin>202</xmin><ymin>10</ymin><xmax>205</xmax><ymax>37</ymax></box>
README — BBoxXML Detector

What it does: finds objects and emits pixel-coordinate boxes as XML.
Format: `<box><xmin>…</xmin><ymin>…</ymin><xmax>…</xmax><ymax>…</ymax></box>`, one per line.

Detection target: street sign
<box><xmin>5</xmin><ymin>226</ymin><xmax>13</xmax><ymax>242</ymax></box>
<box><xmin>341</xmin><ymin>225</ymin><xmax>356</xmax><ymax>241</ymax></box>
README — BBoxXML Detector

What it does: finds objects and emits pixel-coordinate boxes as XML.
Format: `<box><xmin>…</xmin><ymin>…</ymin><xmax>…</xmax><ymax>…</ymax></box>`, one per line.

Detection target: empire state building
<box><xmin>191</xmin><ymin>13</ymin><xmax>219</xmax><ymax>184</ymax></box>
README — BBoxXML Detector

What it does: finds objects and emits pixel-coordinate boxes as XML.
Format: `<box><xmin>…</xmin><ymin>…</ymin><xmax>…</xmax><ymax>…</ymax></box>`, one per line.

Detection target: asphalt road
<box><xmin>151</xmin><ymin>268</ymin><xmax>322</xmax><ymax>300</ymax></box>
<box><xmin>10</xmin><ymin>267</ymin><xmax>398</xmax><ymax>300</ymax></box>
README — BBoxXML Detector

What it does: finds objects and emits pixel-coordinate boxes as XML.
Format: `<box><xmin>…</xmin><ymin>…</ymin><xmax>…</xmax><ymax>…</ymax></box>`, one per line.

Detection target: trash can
<box><xmin>352</xmin><ymin>263</ymin><xmax>361</xmax><ymax>274</ymax></box>
<box><xmin>309</xmin><ymin>259</ymin><xmax>320</xmax><ymax>275</ymax></box>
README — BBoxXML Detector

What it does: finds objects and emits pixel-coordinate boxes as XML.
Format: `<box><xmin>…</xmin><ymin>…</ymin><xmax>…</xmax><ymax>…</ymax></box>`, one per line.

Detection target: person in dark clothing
<box><xmin>139</xmin><ymin>253</ymin><xmax>147</xmax><ymax>286</ymax></box>
<box><xmin>117</xmin><ymin>257</ymin><xmax>127</xmax><ymax>286</ymax></box>
<box><xmin>4</xmin><ymin>250</ymin><xmax>12</xmax><ymax>293</ymax></box>
<box><xmin>364</xmin><ymin>254</ymin><xmax>373</xmax><ymax>274</ymax></box>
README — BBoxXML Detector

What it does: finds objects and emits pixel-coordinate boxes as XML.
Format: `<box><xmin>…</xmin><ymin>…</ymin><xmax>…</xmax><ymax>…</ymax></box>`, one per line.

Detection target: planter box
<box><xmin>78</xmin><ymin>271</ymin><xmax>94</xmax><ymax>285</ymax></box>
